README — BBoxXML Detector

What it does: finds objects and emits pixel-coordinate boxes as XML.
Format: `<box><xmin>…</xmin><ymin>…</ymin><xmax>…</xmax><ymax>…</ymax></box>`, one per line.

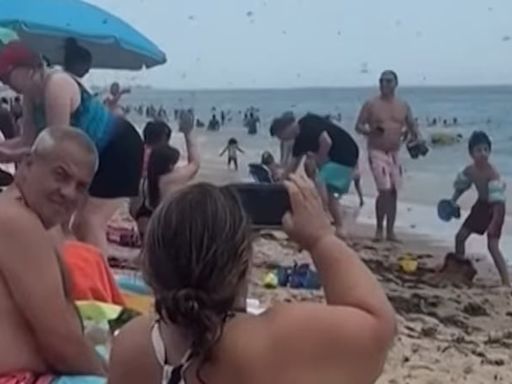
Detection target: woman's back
<box><xmin>109</xmin><ymin>179</ymin><xmax>396</xmax><ymax>384</ymax></box>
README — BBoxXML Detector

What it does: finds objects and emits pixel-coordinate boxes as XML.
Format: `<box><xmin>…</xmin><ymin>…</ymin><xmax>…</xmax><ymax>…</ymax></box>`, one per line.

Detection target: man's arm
<box><xmin>316</xmin><ymin>132</ymin><xmax>332</xmax><ymax>165</ymax></box>
<box><xmin>281</xmin><ymin>156</ymin><xmax>302</xmax><ymax>179</ymax></box>
<box><xmin>0</xmin><ymin>210</ymin><xmax>105</xmax><ymax>376</ymax></box>
<box><xmin>219</xmin><ymin>146</ymin><xmax>228</xmax><ymax>156</ymax></box>
<box><xmin>237</xmin><ymin>145</ymin><xmax>245</xmax><ymax>154</ymax></box>
<box><xmin>404</xmin><ymin>102</ymin><xmax>420</xmax><ymax>142</ymax></box>
<box><xmin>355</xmin><ymin>101</ymin><xmax>371</xmax><ymax>136</ymax></box>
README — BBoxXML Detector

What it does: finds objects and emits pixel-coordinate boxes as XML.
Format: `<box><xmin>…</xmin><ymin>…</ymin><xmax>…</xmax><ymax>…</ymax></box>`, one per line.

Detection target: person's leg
<box><xmin>234</xmin><ymin>157</ymin><xmax>238</xmax><ymax>171</ymax></box>
<box><xmin>368</xmin><ymin>151</ymin><xmax>391</xmax><ymax>242</ymax></box>
<box><xmin>386</xmin><ymin>152</ymin><xmax>403</xmax><ymax>242</ymax></box>
<box><xmin>487</xmin><ymin>237</ymin><xmax>510</xmax><ymax>286</ymax></box>
<box><xmin>354</xmin><ymin>176</ymin><xmax>364</xmax><ymax>207</ymax></box>
<box><xmin>315</xmin><ymin>179</ymin><xmax>330</xmax><ymax>214</ymax></box>
<box><xmin>386</xmin><ymin>188</ymin><xmax>399</xmax><ymax>242</ymax></box>
<box><xmin>72</xmin><ymin>197</ymin><xmax>124</xmax><ymax>256</ymax></box>
<box><xmin>455</xmin><ymin>227</ymin><xmax>471</xmax><ymax>259</ymax></box>
<box><xmin>304</xmin><ymin>155</ymin><xmax>317</xmax><ymax>180</ymax></box>
<box><xmin>327</xmin><ymin>192</ymin><xmax>344</xmax><ymax>238</ymax></box>
<box><xmin>374</xmin><ymin>190</ymin><xmax>388</xmax><ymax>241</ymax></box>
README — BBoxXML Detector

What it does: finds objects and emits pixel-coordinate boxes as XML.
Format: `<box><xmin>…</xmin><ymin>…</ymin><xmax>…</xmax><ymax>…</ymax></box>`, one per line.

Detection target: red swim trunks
<box><xmin>462</xmin><ymin>200</ymin><xmax>505</xmax><ymax>239</ymax></box>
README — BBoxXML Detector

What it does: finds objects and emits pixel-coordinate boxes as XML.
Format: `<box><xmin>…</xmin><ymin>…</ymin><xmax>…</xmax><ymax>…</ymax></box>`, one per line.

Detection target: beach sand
<box><xmin>249</xmin><ymin>232</ymin><xmax>512</xmax><ymax>384</ymax></box>
<box><xmin>108</xmin><ymin>215</ymin><xmax>512</xmax><ymax>384</ymax></box>
<box><xmin>108</xmin><ymin>124</ymin><xmax>512</xmax><ymax>383</ymax></box>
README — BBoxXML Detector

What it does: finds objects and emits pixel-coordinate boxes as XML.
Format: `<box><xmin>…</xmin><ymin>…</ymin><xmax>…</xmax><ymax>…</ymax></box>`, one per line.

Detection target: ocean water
<box><xmin>123</xmin><ymin>86</ymin><xmax>512</xmax><ymax>266</ymax></box>
<box><xmin>125</xmin><ymin>85</ymin><xmax>512</xmax><ymax>178</ymax></box>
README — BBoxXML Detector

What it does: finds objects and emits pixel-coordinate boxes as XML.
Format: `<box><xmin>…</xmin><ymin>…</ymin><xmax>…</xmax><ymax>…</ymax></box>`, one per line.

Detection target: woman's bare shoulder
<box><xmin>109</xmin><ymin>315</ymin><xmax>159</xmax><ymax>383</ymax></box>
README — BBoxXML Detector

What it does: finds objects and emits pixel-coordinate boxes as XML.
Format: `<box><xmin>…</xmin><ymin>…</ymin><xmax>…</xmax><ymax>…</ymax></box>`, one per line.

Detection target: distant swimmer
<box><xmin>247</xmin><ymin>112</ymin><xmax>259</xmax><ymax>135</ymax></box>
<box><xmin>220</xmin><ymin>138</ymin><xmax>244</xmax><ymax>171</ymax></box>
<box><xmin>208</xmin><ymin>114</ymin><xmax>221</xmax><ymax>131</ymax></box>
<box><xmin>156</xmin><ymin>106</ymin><xmax>168</xmax><ymax>122</ymax></box>
<box><xmin>103</xmin><ymin>81</ymin><xmax>131</xmax><ymax>115</ymax></box>
<box><xmin>355</xmin><ymin>70</ymin><xmax>422</xmax><ymax>242</ymax></box>
<box><xmin>449</xmin><ymin>131</ymin><xmax>509</xmax><ymax>286</ymax></box>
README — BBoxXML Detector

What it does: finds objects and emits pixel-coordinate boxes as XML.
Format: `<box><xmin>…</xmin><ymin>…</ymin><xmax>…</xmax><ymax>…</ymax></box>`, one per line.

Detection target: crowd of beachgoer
<box><xmin>0</xmin><ymin>36</ymin><xmax>507</xmax><ymax>384</ymax></box>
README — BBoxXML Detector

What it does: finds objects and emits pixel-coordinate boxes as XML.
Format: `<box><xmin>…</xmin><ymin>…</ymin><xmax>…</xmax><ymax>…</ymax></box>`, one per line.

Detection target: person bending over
<box><xmin>109</xmin><ymin>174</ymin><xmax>396</xmax><ymax>384</ymax></box>
<box><xmin>270</xmin><ymin>112</ymin><xmax>359</xmax><ymax>237</ymax></box>
<box><xmin>0</xmin><ymin>42</ymin><xmax>143</xmax><ymax>255</ymax></box>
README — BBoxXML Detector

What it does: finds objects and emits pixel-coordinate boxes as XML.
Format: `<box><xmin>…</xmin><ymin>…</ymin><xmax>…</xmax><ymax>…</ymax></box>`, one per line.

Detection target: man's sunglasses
<box><xmin>379</xmin><ymin>78</ymin><xmax>395</xmax><ymax>84</ymax></box>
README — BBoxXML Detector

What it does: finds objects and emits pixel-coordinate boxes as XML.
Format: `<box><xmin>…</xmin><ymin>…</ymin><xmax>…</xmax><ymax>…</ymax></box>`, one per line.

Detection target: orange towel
<box><xmin>63</xmin><ymin>241</ymin><xmax>125</xmax><ymax>306</ymax></box>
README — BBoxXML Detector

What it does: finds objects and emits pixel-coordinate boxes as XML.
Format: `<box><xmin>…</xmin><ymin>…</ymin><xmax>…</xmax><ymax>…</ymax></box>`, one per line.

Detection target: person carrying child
<box><xmin>450</xmin><ymin>131</ymin><xmax>509</xmax><ymax>286</ymax></box>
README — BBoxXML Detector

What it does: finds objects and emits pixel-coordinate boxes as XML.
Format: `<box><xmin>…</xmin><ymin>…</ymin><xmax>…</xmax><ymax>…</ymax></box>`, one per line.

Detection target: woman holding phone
<box><xmin>109</xmin><ymin>174</ymin><xmax>396</xmax><ymax>384</ymax></box>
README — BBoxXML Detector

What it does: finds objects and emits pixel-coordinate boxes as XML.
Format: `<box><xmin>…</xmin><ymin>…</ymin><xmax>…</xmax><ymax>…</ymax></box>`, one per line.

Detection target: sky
<box><xmin>87</xmin><ymin>0</ymin><xmax>512</xmax><ymax>89</ymax></box>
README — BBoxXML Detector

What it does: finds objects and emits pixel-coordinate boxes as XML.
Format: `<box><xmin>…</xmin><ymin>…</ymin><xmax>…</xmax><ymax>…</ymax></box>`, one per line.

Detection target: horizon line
<box><xmin>88</xmin><ymin>83</ymin><xmax>512</xmax><ymax>93</ymax></box>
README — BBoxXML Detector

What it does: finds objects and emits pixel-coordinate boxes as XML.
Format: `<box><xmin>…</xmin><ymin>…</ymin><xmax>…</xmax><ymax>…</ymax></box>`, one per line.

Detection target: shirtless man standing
<box><xmin>356</xmin><ymin>70</ymin><xmax>420</xmax><ymax>242</ymax></box>
<box><xmin>0</xmin><ymin>127</ymin><xmax>105</xmax><ymax>383</ymax></box>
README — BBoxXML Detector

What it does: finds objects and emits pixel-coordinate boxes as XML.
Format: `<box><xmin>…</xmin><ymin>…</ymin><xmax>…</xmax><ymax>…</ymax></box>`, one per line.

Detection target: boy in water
<box><xmin>451</xmin><ymin>131</ymin><xmax>509</xmax><ymax>286</ymax></box>
<box><xmin>220</xmin><ymin>138</ymin><xmax>244</xmax><ymax>171</ymax></box>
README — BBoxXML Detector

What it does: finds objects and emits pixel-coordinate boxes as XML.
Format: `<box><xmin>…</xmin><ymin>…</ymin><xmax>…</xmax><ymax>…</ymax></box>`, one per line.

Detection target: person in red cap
<box><xmin>0</xmin><ymin>41</ymin><xmax>143</xmax><ymax>255</ymax></box>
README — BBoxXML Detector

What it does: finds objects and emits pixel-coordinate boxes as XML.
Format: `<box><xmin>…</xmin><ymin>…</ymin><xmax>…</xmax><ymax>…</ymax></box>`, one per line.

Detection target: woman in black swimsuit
<box><xmin>132</xmin><ymin>120</ymin><xmax>199</xmax><ymax>239</ymax></box>
<box><xmin>109</xmin><ymin>175</ymin><xmax>396</xmax><ymax>384</ymax></box>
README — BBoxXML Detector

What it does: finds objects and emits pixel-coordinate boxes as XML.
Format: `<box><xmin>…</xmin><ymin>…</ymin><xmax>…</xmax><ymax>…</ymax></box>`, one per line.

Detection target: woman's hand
<box><xmin>282</xmin><ymin>174</ymin><xmax>334</xmax><ymax>250</ymax></box>
<box><xmin>179</xmin><ymin>110</ymin><xmax>195</xmax><ymax>134</ymax></box>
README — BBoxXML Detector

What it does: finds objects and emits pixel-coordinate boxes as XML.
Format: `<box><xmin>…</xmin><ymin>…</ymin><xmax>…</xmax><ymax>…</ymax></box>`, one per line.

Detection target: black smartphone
<box><xmin>230</xmin><ymin>183</ymin><xmax>291</xmax><ymax>228</ymax></box>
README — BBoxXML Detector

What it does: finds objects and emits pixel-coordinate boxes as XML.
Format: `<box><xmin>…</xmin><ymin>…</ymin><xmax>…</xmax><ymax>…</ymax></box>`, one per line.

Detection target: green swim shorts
<box><xmin>317</xmin><ymin>162</ymin><xmax>354</xmax><ymax>197</ymax></box>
